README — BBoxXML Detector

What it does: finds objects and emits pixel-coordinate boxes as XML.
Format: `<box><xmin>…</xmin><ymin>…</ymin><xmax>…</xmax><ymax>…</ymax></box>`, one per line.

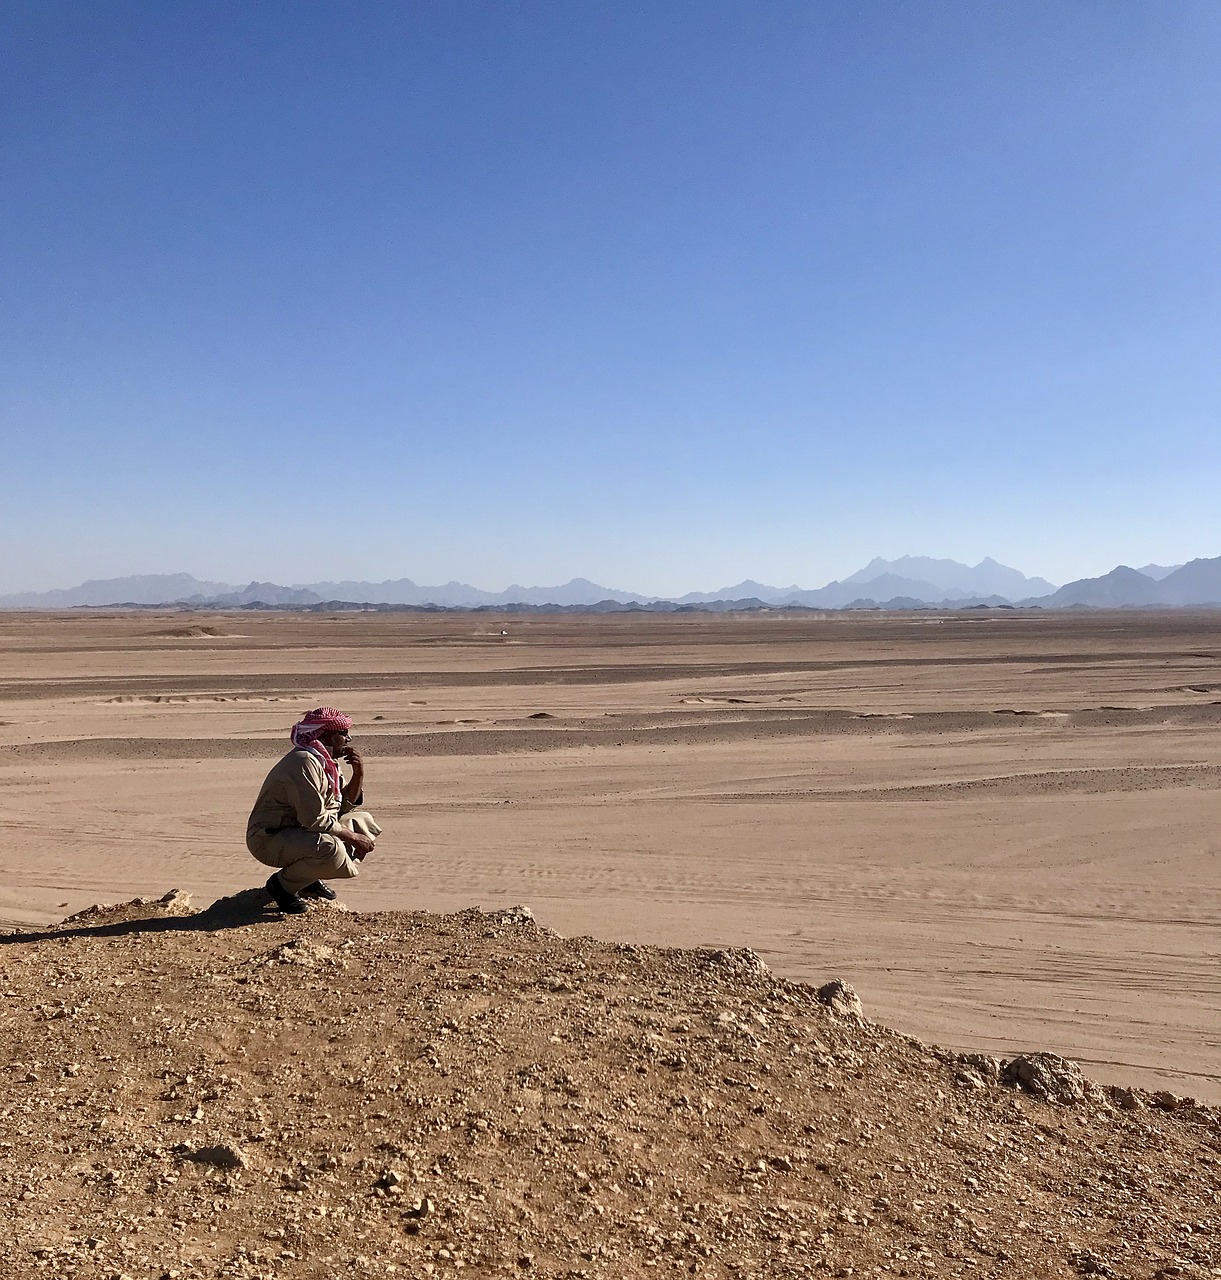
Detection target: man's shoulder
<box><xmin>268</xmin><ymin>747</ymin><xmax>323</xmax><ymax>775</ymax></box>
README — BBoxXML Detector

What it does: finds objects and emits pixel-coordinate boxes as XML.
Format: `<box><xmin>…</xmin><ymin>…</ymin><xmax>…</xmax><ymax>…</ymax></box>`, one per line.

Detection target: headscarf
<box><xmin>289</xmin><ymin>707</ymin><xmax>353</xmax><ymax>800</ymax></box>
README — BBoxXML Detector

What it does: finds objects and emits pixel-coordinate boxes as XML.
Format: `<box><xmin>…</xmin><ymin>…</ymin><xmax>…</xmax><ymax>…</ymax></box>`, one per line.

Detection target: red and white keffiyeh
<box><xmin>289</xmin><ymin>707</ymin><xmax>352</xmax><ymax>800</ymax></box>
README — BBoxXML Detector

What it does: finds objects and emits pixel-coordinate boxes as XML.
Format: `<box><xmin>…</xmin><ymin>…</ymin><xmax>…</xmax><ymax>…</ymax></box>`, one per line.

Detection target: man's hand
<box><xmin>339</xmin><ymin>743</ymin><xmax>365</xmax><ymax>806</ymax></box>
<box><xmin>341</xmin><ymin>829</ymin><xmax>376</xmax><ymax>859</ymax></box>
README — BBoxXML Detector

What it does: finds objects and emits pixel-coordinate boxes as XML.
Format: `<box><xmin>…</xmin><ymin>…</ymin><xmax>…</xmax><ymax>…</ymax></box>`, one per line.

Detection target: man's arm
<box><xmin>336</xmin><ymin>744</ymin><xmax>374</xmax><ymax>856</ymax></box>
<box><xmin>339</xmin><ymin>743</ymin><xmax>365</xmax><ymax>809</ymax></box>
<box><xmin>288</xmin><ymin>754</ymin><xmax>375</xmax><ymax>855</ymax></box>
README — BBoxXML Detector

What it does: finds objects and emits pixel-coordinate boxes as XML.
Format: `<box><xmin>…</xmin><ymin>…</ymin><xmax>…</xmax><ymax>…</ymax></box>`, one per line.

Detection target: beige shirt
<box><xmin>246</xmin><ymin>748</ymin><xmax>361</xmax><ymax>841</ymax></box>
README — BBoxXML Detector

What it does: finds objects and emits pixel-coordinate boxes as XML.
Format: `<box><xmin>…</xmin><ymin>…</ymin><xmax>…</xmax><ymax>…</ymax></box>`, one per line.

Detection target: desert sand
<box><xmin>0</xmin><ymin>607</ymin><xmax>1218</xmax><ymax>1105</ymax></box>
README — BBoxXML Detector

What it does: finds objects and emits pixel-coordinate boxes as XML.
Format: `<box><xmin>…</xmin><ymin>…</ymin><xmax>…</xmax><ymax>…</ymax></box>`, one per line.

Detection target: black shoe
<box><xmin>265</xmin><ymin>873</ymin><xmax>308</xmax><ymax>914</ymax></box>
<box><xmin>300</xmin><ymin>881</ymin><xmax>337</xmax><ymax>901</ymax></box>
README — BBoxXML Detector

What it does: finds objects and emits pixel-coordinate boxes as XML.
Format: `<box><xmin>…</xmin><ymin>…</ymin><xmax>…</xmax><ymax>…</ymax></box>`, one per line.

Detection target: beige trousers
<box><xmin>247</xmin><ymin>811</ymin><xmax>382</xmax><ymax>894</ymax></box>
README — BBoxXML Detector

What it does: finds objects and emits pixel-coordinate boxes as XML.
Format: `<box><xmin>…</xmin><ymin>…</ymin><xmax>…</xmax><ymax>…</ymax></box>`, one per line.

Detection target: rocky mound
<box><xmin>148</xmin><ymin>626</ymin><xmax>230</xmax><ymax>639</ymax></box>
<box><xmin>0</xmin><ymin>896</ymin><xmax>1216</xmax><ymax>1279</ymax></box>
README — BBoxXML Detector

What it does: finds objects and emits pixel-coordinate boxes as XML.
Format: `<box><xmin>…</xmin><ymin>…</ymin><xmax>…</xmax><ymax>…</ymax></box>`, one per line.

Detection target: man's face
<box><xmin>320</xmin><ymin>729</ymin><xmax>351</xmax><ymax>757</ymax></box>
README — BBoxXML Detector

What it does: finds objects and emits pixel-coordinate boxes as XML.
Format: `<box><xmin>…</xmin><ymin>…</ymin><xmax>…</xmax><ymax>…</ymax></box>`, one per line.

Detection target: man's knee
<box><xmin>317</xmin><ymin>834</ymin><xmax>360</xmax><ymax>879</ymax></box>
<box><xmin>254</xmin><ymin>828</ymin><xmax>357</xmax><ymax>878</ymax></box>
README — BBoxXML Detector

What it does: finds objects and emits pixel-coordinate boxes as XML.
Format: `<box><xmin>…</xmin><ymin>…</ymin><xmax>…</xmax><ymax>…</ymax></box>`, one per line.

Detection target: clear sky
<box><xmin>3</xmin><ymin>1</ymin><xmax>1219</xmax><ymax>595</ymax></box>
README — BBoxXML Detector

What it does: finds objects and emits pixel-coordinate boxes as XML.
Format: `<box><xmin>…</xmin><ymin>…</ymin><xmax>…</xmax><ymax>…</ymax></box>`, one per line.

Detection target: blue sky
<box><xmin>3</xmin><ymin>1</ymin><xmax>1219</xmax><ymax>595</ymax></box>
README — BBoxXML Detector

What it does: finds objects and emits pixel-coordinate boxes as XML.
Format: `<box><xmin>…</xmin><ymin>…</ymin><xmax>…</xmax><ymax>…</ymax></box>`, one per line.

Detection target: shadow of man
<box><xmin>0</xmin><ymin>889</ymin><xmax>288</xmax><ymax>946</ymax></box>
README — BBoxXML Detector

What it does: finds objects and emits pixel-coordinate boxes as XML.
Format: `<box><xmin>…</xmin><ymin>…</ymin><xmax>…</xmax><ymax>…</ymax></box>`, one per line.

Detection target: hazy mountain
<box><xmin>303</xmin><ymin>576</ymin><xmax>642</xmax><ymax>607</ymax></box>
<box><xmin>784</xmin><ymin>574</ymin><xmax>968</xmax><ymax>608</ymax></box>
<box><xmin>0</xmin><ymin>574</ymin><xmax>321</xmax><ymax>609</ymax></box>
<box><xmin>0</xmin><ymin>566</ymin><xmax>1030</xmax><ymax>611</ymax></box>
<box><xmin>674</xmin><ymin>580</ymin><xmax>800</xmax><ymax>605</ymax></box>
<box><xmin>676</xmin><ymin>574</ymin><xmax>993</xmax><ymax>608</ymax></box>
<box><xmin>844</xmin><ymin>556</ymin><xmax>1055</xmax><ymax>598</ymax></box>
<box><xmin>1040</xmin><ymin>566</ymin><xmax>1163</xmax><ymax>608</ymax></box>
<box><xmin>0</xmin><ymin>560</ymin><xmax>1044</xmax><ymax>611</ymax></box>
<box><xmin>1031</xmin><ymin>556</ymin><xmax>1221</xmax><ymax>608</ymax></box>
<box><xmin>7</xmin><ymin>555</ymin><xmax>1220</xmax><ymax>611</ymax></box>
<box><xmin>0</xmin><ymin>573</ymin><xmax>644</xmax><ymax>610</ymax></box>
<box><xmin>202</xmin><ymin>582</ymin><xmax>324</xmax><ymax>607</ymax></box>
<box><xmin>305</xmin><ymin>577</ymin><xmax>435</xmax><ymax>606</ymax></box>
<box><xmin>1135</xmin><ymin>563</ymin><xmax>1182</xmax><ymax>581</ymax></box>
<box><xmin>486</xmin><ymin>578</ymin><xmax>642</xmax><ymax>606</ymax></box>
<box><xmin>1153</xmin><ymin>556</ymin><xmax>1221</xmax><ymax>605</ymax></box>
<box><xmin>0</xmin><ymin>573</ymin><xmax>234</xmax><ymax>609</ymax></box>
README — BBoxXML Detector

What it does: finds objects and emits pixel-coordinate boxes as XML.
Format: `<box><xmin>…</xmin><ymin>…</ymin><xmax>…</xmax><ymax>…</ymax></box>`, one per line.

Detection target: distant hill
<box><xmin>1152</xmin><ymin>556</ymin><xmax>1221</xmax><ymax>605</ymax></box>
<box><xmin>1135</xmin><ymin>563</ymin><xmax>1183</xmax><ymax>581</ymax></box>
<box><xmin>189</xmin><ymin>582</ymin><xmax>324</xmax><ymax>607</ymax></box>
<box><xmin>0</xmin><ymin>573</ymin><xmax>643</xmax><ymax>611</ymax></box>
<box><xmin>673</xmin><ymin>558</ymin><xmax>1048</xmax><ymax>609</ymax></box>
<box><xmin>1040</xmin><ymin>566</ymin><xmax>1165</xmax><ymax>608</ymax></box>
<box><xmin>305</xmin><ymin>576</ymin><xmax>644</xmax><ymax>608</ymax></box>
<box><xmin>0</xmin><ymin>573</ymin><xmax>236</xmax><ymax>609</ymax></box>
<box><xmin>675</xmin><ymin>579</ymin><xmax>801</xmax><ymax>605</ymax></box>
<box><xmin>844</xmin><ymin>555</ymin><xmax>1056</xmax><ymax>598</ymax></box>
<box><xmin>785</xmin><ymin>573</ymin><xmax>966</xmax><ymax>609</ymax></box>
<box><xmin>1034</xmin><ymin>556</ymin><xmax>1221</xmax><ymax>608</ymax></box>
<box><xmin>7</xmin><ymin>555</ymin><xmax>1221</xmax><ymax>611</ymax></box>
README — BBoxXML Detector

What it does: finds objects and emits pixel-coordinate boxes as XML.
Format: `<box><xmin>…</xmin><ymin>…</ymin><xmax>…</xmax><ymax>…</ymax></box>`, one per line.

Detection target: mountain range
<box><xmin>2</xmin><ymin>556</ymin><xmax>1219</xmax><ymax>610</ymax></box>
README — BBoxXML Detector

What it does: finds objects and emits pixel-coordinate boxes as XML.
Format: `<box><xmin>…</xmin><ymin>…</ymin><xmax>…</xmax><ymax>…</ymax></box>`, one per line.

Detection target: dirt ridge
<box><xmin>1</xmin><ymin>894</ymin><xmax>1216</xmax><ymax>1279</ymax></box>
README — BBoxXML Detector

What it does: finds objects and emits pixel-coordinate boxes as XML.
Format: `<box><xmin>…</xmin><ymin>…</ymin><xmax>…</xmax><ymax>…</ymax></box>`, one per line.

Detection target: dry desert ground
<box><xmin>2</xmin><ymin>608</ymin><xmax>1220</xmax><ymax>1280</ymax></box>
<box><xmin>0</xmin><ymin>607</ymin><xmax>1217</xmax><ymax>1105</ymax></box>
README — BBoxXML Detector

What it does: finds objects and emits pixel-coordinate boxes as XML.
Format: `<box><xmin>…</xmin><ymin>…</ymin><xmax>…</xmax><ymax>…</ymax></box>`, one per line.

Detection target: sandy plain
<box><xmin>0</xmin><ymin>608</ymin><xmax>1217</xmax><ymax>1104</ymax></box>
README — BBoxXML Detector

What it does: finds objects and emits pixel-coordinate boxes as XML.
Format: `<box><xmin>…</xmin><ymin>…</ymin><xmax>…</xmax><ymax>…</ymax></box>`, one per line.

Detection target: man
<box><xmin>247</xmin><ymin>707</ymin><xmax>382</xmax><ymax>914</ymax></box>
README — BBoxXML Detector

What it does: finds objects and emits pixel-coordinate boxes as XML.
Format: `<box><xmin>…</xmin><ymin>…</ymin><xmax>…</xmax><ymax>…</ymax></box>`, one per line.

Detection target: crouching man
<box><xmin>247</xmin><ymin>706</ymin><xmax>382</xmax><ymax>914</ymax></box>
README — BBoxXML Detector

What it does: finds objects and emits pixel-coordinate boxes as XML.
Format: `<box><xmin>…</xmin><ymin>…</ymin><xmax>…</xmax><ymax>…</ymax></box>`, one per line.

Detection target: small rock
<box><xmin>1069</xmin><ymin>1249</ymin><xmax>1117</xmax><ymax>1277</ymax></box>
<box><xmin>1001</xmin><ymin>1053</ymin><xmax>1090</xmax><ymax>1105</ymax></box>
<box><xmin>486</xmin><ymin>905</ymin><xmax>536</xmax><ymax>927</ymax></box>
<box><xmin>185</xmin><ymin>1144</ymin><xmax>249</xmax><ymax>1170</ymax></box>
<box><xmin>703</xmin><ymin>947</ymin><xmax>770</xmax><ymax>976</ymax></box>
<box><xmin>268</xmin><ymin>939</ymin><xmax>335</xmax><ymax>967</ymax></box>
<box><xmin>816</xmin><ymin>980</ymin><xmax>865</xmax><ymax>1020</ymax></box>
<box><xmin>955</xmin><ymin>1053</ymin><xmax>1001</xmax><ymax>1084</ymax></box>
